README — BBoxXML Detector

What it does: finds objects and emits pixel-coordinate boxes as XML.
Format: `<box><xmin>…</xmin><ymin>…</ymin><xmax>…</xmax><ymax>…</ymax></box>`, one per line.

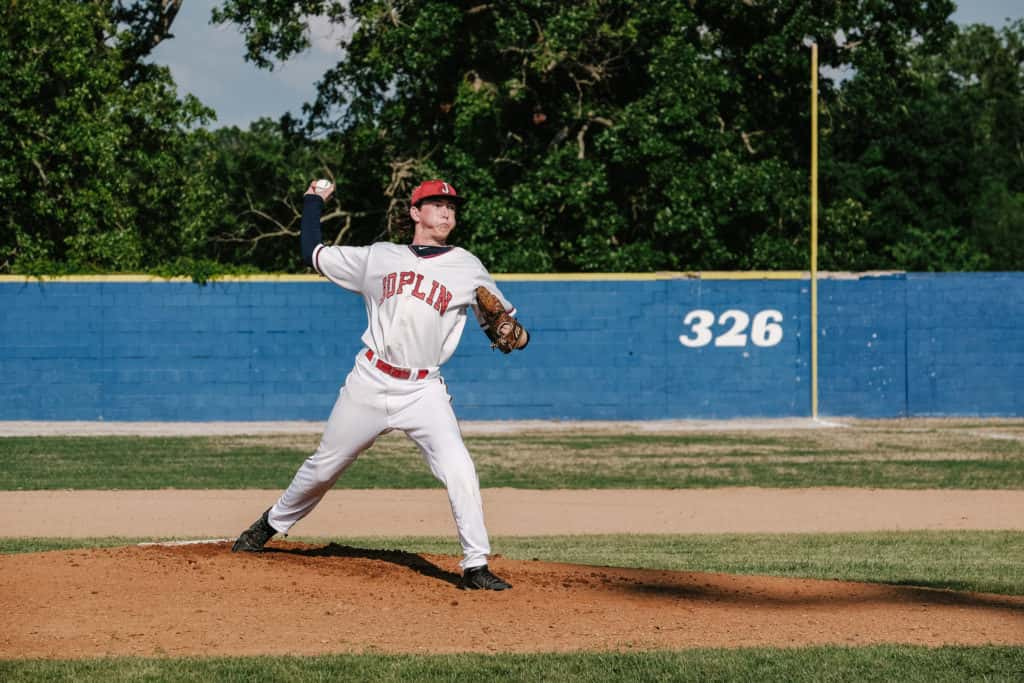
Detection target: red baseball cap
<box><xmin>410</xmin><ymin>179</ymin><xmax>465</xmax><ymax>206</ymax></box>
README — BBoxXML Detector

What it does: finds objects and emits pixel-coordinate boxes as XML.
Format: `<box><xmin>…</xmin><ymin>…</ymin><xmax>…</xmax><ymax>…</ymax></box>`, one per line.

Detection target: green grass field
<box><xmin>1</xmin><ymin>419</ymin><xmax>1022</xmax><ymax>489</ymax></box>
<box><xmin>2</xmin><ymin>421</ymin><xmax>1022</xmax><ymax>680</ymax></box>
<box><xmin>3</xmin><ymin>646</ymin><xmax>1023</xmax><ymax>682</ymax></box>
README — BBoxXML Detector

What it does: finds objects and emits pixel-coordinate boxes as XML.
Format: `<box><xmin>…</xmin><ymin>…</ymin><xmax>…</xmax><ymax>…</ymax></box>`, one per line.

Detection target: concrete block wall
<box><xmin>905</xmin><ymin>273</ymin><xmax>1024</xmax><ymax>416</ymax></box>
<box><xmin>0</xmin><ymin>280</ymin><xmax>365</xmax><ymax>420</ymax></box>
<box><xmin>0</xmin><ymin>273</ymin><xmax>1021</xmax><ymax>420</ymax></box>
<box><xmin>447</xmin><ymin>279</ymin><xmax>809</xmax><ymax>420</ymax></box>
<box><xmin>817</xmin><ymin>275</ymin><xmax>908</xmax><ymax>417</ymax></box>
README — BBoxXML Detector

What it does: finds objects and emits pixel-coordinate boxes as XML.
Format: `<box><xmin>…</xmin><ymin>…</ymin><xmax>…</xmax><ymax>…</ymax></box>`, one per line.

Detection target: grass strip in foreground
<box><xmin>3</xmin><ymin>530</ymin><xmax>1021</xmax><ymax>596</ymax></box>
<box><xmin>1</xmin><ymin>646</ymin><xmax>1022</xmax><ymax>682</ymax></box>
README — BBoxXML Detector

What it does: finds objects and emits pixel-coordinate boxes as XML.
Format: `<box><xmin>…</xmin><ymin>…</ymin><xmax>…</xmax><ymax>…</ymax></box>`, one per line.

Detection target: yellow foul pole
<box><xmin>810</xmin><ymin>43</ymin><xmax>819</xmax><ymax>419</ymax></box>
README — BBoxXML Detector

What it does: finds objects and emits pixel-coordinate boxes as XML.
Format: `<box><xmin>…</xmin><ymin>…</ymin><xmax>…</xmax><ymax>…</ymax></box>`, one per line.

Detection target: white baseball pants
<box><xmin>267</xmin><ymin>351</ymin><xmax>491</xmax><ymax>570</ymax></box>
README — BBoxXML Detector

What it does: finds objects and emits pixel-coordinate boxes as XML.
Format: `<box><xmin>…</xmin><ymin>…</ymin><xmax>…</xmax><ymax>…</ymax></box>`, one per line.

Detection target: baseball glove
<box><xmin>475</xmin><ymin>286</ymin><xmax>526</xmax><ymax>354</ymax></box>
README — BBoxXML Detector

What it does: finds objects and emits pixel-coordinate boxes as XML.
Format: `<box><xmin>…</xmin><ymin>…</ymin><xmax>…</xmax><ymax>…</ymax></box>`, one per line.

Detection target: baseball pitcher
<box><xmin>232</xmin><ymin>178</ymin><xmax>529</xmax><ymax>591</ymax></box>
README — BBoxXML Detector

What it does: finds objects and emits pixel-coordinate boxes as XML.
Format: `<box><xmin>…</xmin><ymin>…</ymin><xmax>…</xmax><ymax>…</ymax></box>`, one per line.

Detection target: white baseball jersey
<box><xmin>311</xmin><ymin>242</ymin><xmax>516</xmax><ymax>369</ymax></box>
<box><xmin>267</xmin><ymin>240</ymin><xmax>517</xmax><ymax>571</ymax></box>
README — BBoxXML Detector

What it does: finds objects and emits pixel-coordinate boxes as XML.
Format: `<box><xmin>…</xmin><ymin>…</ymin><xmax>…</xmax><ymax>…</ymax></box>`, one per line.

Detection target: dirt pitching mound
<box><xmin>2</xmin><ymin>542</ymin><xmax>1021</xmax><ymax>659</ymax></box>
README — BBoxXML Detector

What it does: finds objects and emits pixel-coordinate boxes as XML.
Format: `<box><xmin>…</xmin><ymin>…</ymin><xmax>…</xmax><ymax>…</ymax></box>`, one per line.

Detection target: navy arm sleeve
<box><xmin>301</xmin><ymin>194</ymin><xmax>325</xmax><ymax>267</ymax></box>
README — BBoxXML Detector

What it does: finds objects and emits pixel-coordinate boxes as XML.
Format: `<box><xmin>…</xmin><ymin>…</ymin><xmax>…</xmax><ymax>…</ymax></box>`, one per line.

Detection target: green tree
<box><xmin>944</xmin><ymin>20</ymin><xmax>1024</xmax><ymax>270</ymax></box>
<box><xmin>823</xmin><ymin>16</ymin><xmax>1023</xmax><ymax>271</ymax></box>
<box><xmin>192</xmin><ymin>117</ymin><xmax>382</xmax><ymax>272</ymax></box>
<box><xmin>0</xmin><ymin>0</ymin><xmax>212</xmax><ymax>274</ymax></box>
<box><xmin>8</xmin><ymin>1</ymin><xmax>1012</xmax><ymax>275</ymax></box>
<box><xmin>215</xmin><ymin>0</ymin><xmax>968</xmax><ymax>273</ymax></box>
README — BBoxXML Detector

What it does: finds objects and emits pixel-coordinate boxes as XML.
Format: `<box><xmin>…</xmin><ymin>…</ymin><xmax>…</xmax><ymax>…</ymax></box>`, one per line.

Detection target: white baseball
<box><xmin>315</xmin><ymin>179</ymin><xmax>332</xmax><ymax>190</ymax></box>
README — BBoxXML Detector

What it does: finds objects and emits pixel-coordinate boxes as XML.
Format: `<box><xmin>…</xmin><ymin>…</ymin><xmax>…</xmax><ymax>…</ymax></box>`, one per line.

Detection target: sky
<box><xmin>150</xmin><ymin>1</ymin><xmax>1024</xmax><ymax>130</ymax></box>
<box><xmin>149</xmin><ymin>1</ymin><xmax>347</xmax><ymax>128</ymax></box>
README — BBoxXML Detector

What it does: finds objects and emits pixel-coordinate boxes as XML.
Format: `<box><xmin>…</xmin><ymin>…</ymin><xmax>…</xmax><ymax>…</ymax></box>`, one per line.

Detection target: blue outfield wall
<box><xmin>0</xmin><ymin>273</ymin><xmax>1021</xmax><ymax>420</ymax></box>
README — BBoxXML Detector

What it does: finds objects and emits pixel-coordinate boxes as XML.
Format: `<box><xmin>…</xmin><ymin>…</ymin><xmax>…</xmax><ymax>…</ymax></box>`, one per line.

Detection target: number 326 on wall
<box><xmin>679</xmin><ymin>309</ymin><xmax>784</xmax><ymax>348</ymax></box>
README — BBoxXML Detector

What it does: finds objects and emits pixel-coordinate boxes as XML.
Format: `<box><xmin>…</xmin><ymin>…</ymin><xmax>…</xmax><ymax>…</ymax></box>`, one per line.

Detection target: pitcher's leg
<box><xmin>269</xmin><ymin>386</ymin><xmax>384</xmax><ymax>533</ymax></box>
<box><xmin>400</xmin><ymin>383</ymin><xmax>491</xmax><ymax>570</ymax></box>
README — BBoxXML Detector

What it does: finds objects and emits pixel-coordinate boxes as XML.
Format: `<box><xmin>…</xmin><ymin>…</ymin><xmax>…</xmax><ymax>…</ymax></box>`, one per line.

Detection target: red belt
<box><xmin>365</xmin><ymin>350</ymin><xmax>429</xmax><ymax>380</ymax></box>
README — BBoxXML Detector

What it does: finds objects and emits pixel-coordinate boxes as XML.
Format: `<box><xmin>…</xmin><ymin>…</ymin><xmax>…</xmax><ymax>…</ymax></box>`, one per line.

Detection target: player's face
<box><xmin>411</xmin><ymin>198</ymin><xmax>458</xmax><ymax>245</ymax></box>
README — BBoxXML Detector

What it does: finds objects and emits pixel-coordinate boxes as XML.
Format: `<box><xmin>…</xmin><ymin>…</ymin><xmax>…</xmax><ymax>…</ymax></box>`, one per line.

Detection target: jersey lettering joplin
<box><xmin>312</xmin><ymin>243</ymin><xmax>516</xmax><ymax>369</ymax></box>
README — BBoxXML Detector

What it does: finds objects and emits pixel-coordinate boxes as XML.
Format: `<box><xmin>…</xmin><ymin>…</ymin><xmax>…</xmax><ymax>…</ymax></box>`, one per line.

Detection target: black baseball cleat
<box><xmin>231</xmin><ymin>508</ymin><xmax>277</xmax><ymax>553</ymax></box>
<box><xmin>460</xmin><ymin>565</ymin><xmax>511</xmax><ymax>591</ymax></box>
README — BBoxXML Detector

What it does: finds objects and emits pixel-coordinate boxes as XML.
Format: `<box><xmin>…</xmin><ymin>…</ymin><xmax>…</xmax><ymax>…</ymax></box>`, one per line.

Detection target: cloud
<box><xmin>307</xmin><ymin>14</ymin><xmax>356</xmax><ymax>56</ymax></box>
<box><xmin>148</xmin><ymin>1</ymin><xmax>350</xmax><ymax>128</ymax></box>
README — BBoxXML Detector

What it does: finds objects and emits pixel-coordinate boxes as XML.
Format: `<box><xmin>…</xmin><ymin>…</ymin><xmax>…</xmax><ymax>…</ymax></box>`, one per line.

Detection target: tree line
<box><xmin>2</xmin><ymin>0</ymin><xmax>1022</xmax><ymax>277</ymax></box>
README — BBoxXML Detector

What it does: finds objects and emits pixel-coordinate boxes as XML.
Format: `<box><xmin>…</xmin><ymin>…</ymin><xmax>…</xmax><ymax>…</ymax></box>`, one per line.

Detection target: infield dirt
<box><xmin>2</xmin><ymin>540</ymin><xmax>1022</xmax><ymax>658</ymax></box>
